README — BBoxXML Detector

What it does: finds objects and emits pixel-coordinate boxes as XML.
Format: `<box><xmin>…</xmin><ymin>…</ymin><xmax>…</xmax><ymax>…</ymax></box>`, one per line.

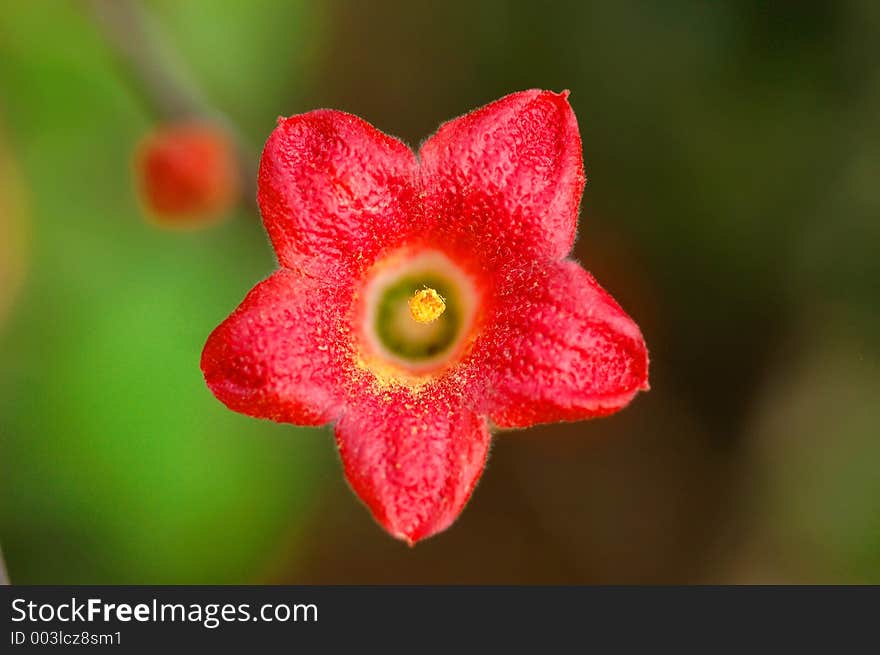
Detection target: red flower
<box><xmin>134</xmin><ymin>122</ymin><xmax>240</xmax><ymax>226</ymax></box>
<box><xmin>202</xmin><ymin>90</ymin><xmax>649</xmax><ymax>544</ymax></box>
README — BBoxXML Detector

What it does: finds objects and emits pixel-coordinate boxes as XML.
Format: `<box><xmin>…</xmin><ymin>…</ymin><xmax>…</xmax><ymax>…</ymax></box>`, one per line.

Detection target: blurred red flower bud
<box><xmin>0</xmin><ymin>124</ymin><xmax>28</xmax><ymax>327</ymax></box>
<box><xmin>134</xmin><ymin>122</ymin><xmax>240</xmax><ymax>226</ymax></box>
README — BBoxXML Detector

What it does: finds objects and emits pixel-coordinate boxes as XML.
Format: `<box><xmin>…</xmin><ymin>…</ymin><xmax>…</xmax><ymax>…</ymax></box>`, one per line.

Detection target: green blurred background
<box><xmin>1</xmin><ymin>0</ymin><xmax>878</xmax><ymax>583</ymax></box>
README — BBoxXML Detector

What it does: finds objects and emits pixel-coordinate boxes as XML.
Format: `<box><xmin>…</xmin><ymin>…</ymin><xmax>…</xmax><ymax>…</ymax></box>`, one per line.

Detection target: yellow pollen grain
<box><xmin>408</xmin><ymin>288</ymin><xmax>446</xmax><ymax>324</ymax></box>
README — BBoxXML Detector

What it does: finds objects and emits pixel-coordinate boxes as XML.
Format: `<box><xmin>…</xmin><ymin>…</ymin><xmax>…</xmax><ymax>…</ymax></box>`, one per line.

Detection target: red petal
<box><xmin>201</xmin><ymin>269</ymin><xmax>349</xmax><ymax>425</ymax></box>
<box><xmin>258</xmin><ymin>110</ymin><xmax>418</xmax><ymax>276</ymax></box>
<box><xmin>486</xmin><ymin>260</ymin><xmax>649</xmax><ymax>428</ymax></box>
<box><xmin>335</xmin><ymin>383</ymin><xmax>491</xmax><ymax>544</ymax></box>
<box><xmin>419</xmin><ymin>89</ymin><xmax>584</xmax><ymax>272</ymax></box>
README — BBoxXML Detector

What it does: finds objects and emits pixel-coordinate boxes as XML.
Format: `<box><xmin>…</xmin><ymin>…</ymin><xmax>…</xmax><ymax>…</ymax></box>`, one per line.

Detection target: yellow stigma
<box><xmin>408</xmin><ymin>288</ymin><xmax>446</xmax><ymax>324</ymax></box>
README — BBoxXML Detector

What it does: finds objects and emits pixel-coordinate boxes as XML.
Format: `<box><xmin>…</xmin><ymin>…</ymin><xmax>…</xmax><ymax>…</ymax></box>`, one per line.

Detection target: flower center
<box><xmin>408</xmin><ymin>288</ymin><xmax>446</xmax><ymax>323</ymax></box>
<box><xmin>357</xmin><ymin>250</ymin><xmax>480</xmax><ymax>380</ymax></box>
<box><xmin>373</xmin><ymin>275</ymin><xmax>461</xmax><ymax>361</ymax></box>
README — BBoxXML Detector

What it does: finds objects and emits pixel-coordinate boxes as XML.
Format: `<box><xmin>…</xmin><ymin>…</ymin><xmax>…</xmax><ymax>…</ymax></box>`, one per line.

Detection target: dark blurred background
<box><xmin>1</xmin><ymin>0</ymin><xmax>878</xmax><ymax>583</ymax></box>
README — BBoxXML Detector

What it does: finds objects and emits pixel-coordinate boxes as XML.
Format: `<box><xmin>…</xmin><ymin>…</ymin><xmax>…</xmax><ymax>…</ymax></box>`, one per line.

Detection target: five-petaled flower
<box><xmin>201</xmin><ymin>90</ymin><xmax>649</xmax><ymax>544</ymax></box>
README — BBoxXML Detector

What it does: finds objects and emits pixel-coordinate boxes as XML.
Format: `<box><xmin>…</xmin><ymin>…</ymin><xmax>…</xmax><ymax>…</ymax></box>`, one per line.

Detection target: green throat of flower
<box><xmin>375</xmin><ymin>275</ymin><xmax>461</xmax><ymax>360</ymax></box>
<box><xmin>358</xmin><ymin>249</ymin><xmax>479</xmax><ymax>379</ymax></box>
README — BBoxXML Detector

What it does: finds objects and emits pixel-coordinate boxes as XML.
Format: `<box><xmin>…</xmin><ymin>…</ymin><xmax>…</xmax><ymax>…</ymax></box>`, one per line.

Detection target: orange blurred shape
<box><xmin>0</xmin><ymin>124</ymin><xmax>28</xmax><ymax>327</ymax></box>
<box><xmin>134</xmin><ymin>122</ymin><xmax>240</xmax><ymax>227</ymax></box>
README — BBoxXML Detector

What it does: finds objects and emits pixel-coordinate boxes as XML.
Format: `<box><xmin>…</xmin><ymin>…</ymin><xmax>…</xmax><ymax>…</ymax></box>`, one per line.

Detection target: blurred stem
<box><xmin>87</xmin><ymin>0</ymin><xmax>259</xmax><ymax>210</ymax></box>
<box><xmin>0</xmin><ymin>544</ymin><xmax>9</xmax><ymax>585</ymax></box>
